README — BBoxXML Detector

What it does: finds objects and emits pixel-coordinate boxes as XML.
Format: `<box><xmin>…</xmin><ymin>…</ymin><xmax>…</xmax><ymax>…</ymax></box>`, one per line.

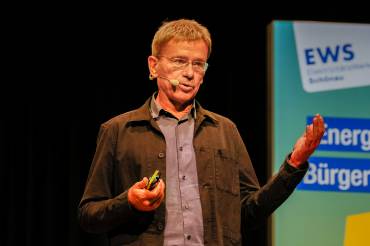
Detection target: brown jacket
<box><xmin>78</xmin><ymin>97</ymin><xmax>308</xmax><ymax>246</ymax></box>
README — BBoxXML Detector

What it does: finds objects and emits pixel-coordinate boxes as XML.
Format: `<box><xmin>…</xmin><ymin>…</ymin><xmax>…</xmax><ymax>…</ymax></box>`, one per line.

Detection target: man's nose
<box><xmin>182</xmin><ymin>63</ymin><xmax>195</xmax><ymax>79</ymax></box>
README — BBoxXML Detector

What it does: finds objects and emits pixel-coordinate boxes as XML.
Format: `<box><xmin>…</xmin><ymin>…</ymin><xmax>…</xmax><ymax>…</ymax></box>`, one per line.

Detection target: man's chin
<box><xmin>172</xmin><ymin>94</ymin><xmax>195</xmax><ymax>106</ymax></box>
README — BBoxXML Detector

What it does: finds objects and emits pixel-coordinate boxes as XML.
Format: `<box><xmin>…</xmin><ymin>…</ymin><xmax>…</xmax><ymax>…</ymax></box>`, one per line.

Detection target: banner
<box><xmin>269</xmin><ymin>21</ymin><xmax>370</xmax><ymax>246</ymax></box>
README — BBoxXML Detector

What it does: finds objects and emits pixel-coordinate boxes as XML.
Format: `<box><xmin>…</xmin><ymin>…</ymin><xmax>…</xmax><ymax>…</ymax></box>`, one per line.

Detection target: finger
<box><xmin>318</xmin><ymin>115</ymin><xmax>325</xmax><ymax>136</ymax></box>
<box><xmin>148</xmin><ymin>194</ymin><xmax>164</xmax><ymax>209</ymax></box>
<box><xmin>151</xmin><ymin>181</ymin><xmax>165</xmax><ymax>204</ymax></box>
<box><xmin>313</xmin><ymin>116</ymin><xmax>319</xmax><ymax>138</ymax></box>
<box><xmin>159</xmin><ymin>179</ymin><xmax>165</xmax><ymax>193</ymax></box>
<box><xmin>153</xmin><ymin>179</ymin><xmax>165</xmax><ymax>192</ymax></box>
<box><xmin>306</xmin><ymin>125</ymin><xmax>312</xmax><ymax>139</ymax></box>
<box><xmin>134</xmin><ymin>177</ymin><xmax>149</xmax><ymax>189</ymax></box>
<box><xmin>151</xmin><ymin>197</ymin><xmax>163</xmax><ymax>209</ymax></box>
<box><xmin>156</xmin><ymin>180</ymin><xmax>165</xmax><ymax>199</ymax></box>
<box><xmin>316</xmin><ymin>114</ymin><xmax>323</xmax><ymax>123</ymax></box>
<box><xmin>143</xmin><ymin>177</ymin><xmax>149</xmax><ymax>186</ymax></box>
<box><xmin>148</xmin><ymin>180</ymin><xmax>164</xmax><ymax>201</ymax></box>
<box><xmin>306</xmin><ymin>125</ymin><xmax>315</xmax><ymax>147</ymax></box>
<box><xmin>141</xmin><ymin>183</ymin><xmax>162</xmax><ymax>200</ymax></box>
<box><xmin>142</xmin><ymin>194</ymin><xmax>162</xmax><ymax>208</ymax></box>
<box><xmin>149</xmin><ymin>196</ymin><xmax>161</xmax><ymax>205</ymax></box>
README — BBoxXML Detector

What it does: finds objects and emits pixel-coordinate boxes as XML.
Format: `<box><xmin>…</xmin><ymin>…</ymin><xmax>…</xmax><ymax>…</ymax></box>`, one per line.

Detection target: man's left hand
<box><xmin>288</xmin><ymin>114</ymin><xmax>325</xmax><ymax>168</ymax></box>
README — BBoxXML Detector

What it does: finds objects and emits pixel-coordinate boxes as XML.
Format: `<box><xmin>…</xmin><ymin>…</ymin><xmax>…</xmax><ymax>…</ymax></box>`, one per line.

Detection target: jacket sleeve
<box><xmin>232</xmin><ymin>125</ymin><xmax>308</xmax><ymax>230</ymax></box>
<box><xmin>77</xmin><ymin>124</ymin><xmax>150</xmax><ymax>233</ymax></box>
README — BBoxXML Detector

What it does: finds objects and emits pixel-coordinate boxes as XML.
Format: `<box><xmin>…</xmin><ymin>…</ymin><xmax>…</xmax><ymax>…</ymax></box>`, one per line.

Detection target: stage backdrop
<box><xmin>268</xmin><ymin>21</ymin><xmax>370</xmax><ymax>246</ymax></box>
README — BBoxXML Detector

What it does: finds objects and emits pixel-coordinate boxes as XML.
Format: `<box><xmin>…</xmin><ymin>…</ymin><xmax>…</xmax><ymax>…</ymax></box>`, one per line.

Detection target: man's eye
<box><xmin>193</xmin><ymin>61</ymin><xmax>204</xmax><ymax>67</ymax></box>
<box><xmin>172</xmin><ymin>58</ymin><xmax>188</xmax><ymax>66</ymax></box>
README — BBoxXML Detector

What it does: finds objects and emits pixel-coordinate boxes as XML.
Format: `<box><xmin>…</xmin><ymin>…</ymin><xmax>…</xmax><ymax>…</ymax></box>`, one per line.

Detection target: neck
<box><xmin>156</xmin><ymin>92</ymin><xmax>193</xmax><ymax>119</ymax></box>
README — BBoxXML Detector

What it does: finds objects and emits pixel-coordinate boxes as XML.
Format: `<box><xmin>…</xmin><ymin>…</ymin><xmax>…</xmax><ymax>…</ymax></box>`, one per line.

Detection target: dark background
<box><xmin>3</xmin><ymin>3</ymin><xmax>369</xmax><ymax>246</ymax></box>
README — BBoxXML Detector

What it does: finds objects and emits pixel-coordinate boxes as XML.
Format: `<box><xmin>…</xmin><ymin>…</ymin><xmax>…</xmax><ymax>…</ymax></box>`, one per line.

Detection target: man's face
<box><xmin>148</xmin><ymin>39</ymin><xmax>208</xmax><ymax>107</ymax></box>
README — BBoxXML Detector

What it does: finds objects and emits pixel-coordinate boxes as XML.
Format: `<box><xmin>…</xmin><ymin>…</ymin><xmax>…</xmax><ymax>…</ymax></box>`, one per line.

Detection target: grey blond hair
<box><xmin>151</xmin><ymin>19</ymin><xmax>212</xmax><ymax>58</ymax></box>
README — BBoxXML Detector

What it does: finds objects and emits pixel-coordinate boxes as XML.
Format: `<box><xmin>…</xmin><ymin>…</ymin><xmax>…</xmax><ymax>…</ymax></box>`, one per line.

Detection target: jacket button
<box><xmin>158</xmin><ymin>152</ymin><xmax>165</xmax><ymax>158</ymax></box>
<box><xmin>157</xmin><ymin>222</ymin><xmax>164</xmax><ymax>231</ymax></box>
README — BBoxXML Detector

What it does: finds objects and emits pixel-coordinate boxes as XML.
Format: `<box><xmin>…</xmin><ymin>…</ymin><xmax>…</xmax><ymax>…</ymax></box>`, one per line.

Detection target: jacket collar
<box><xmin>128</xmin><ymin>96</ymin><xmax>218</xmax><ymax>126</ymax></box>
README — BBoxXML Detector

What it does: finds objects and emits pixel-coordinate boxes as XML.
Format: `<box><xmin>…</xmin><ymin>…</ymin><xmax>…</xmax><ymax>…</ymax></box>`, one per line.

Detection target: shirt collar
<box><xmin>125</xmin><ymin>96</ymin><xmax>218</xmax><ymax>128</ymax></box>
<box><xmin>150</xmin><ymin>92</ymin><xmax>197</xmax><ymax>120</ymax></box>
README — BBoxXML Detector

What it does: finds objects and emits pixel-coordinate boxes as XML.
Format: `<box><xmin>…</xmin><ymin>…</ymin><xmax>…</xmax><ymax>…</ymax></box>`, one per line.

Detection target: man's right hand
<box><xmin>128</xmin><ymin>177</ymin><xmax>165</xmax><ymax>212</ymax></box>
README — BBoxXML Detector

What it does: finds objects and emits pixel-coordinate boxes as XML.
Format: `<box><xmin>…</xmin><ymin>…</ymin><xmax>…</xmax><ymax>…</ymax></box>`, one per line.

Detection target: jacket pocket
<box><xmin>214</xmin><ymin>149</ymin><xmax>239</xmax><ymax>196</ymax></box>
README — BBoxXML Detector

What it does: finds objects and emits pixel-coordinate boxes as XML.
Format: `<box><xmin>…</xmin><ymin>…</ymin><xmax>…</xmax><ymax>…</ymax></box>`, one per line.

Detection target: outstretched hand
<box><xmin>288</xmin><ymin>114</ymin><xmax>325</xmax><ymax>168</ymax></box>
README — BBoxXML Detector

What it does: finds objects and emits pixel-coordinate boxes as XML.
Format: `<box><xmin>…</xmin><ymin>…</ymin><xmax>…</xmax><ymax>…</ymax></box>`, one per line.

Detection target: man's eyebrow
<box><xmin>172</xmin><ymin>55</ymin><xmax>206</xmax><ymax>62</ymax></box>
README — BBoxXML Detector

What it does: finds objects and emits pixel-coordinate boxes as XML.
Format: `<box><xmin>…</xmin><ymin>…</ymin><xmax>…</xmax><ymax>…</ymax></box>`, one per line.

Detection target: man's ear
<box><xmin>148</xmin><ymin>56</ymin><xmax>158</xmax><ymax>79</ymax></box>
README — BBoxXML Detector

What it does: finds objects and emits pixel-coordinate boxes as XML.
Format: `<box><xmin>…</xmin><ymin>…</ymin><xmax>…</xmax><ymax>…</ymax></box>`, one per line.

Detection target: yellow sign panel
<box><xmin>344</xmin><ymin>212</ymin><xmax>370</xmax><ymax>246</ymax></box>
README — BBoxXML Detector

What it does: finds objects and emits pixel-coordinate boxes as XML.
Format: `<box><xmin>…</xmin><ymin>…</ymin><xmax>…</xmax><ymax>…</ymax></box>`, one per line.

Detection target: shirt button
<box><xmin>184</xmin><ymin>204</ymin><xmax>189</xmax><ymax>209</ymax></box>
<box><xmin>187</xmin><ymin>235</ymin><xmax>191</xmax><ymax>240</ymax></box>
<box><xmin>179</xmin><ymin>146</ymin><xmax>183</xmax><ymax>151</ymax></box>
<box><xmin>182</xmin><ymin>175</ymin><xmax>186</xmax><ymax>180</ymax></box>
<box><xmin>157</xmin><ymin>222</ymin><xmax>164</xmax><ymax>231</ymax></box>
<box><xmin>158</xmin><ymin>152</ymin><xmax>165</xmax><ymax>158</ymax></box>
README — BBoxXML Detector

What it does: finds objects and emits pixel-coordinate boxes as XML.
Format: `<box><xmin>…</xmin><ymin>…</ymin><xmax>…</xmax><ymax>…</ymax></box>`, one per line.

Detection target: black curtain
<box><xmin>3</xmin><ymin>4</ymin><xmax>368</xmax><ymax>246</ymax></box>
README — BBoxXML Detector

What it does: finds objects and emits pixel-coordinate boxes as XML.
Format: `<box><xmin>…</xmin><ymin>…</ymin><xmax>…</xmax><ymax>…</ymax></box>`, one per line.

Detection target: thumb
<box><xmin>134</xmin><ymin>177</ymin><xmax>148</xmax><ymax>189</ymax></box>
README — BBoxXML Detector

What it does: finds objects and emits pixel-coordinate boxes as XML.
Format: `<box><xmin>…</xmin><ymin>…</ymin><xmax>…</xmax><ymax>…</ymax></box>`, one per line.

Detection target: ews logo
<box><xmin>304</xmin><ymin>43</ymin><xmax>355</xmax><ymax>65</ymax></box>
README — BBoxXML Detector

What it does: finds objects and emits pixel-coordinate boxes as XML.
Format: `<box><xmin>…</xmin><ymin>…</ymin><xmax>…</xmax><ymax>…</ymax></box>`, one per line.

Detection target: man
<box><xmin>78</xmin><ymin>19</ymin><xmax>325</xmax><ymax>245</ymax></box>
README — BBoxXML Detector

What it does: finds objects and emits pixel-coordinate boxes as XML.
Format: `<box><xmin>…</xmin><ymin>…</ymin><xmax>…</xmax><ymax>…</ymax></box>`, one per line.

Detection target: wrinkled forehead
<box><xmin>158</xmin><ymin>39</ymin><xmax>209</xmax><ymax>58</ymax></box>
